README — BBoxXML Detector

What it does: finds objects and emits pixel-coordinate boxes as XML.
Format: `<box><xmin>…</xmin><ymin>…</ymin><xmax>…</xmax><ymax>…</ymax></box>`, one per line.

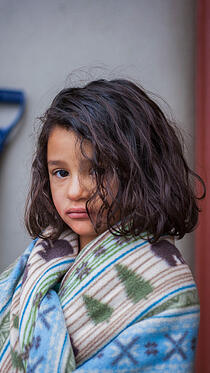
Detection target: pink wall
<box><xmin>195</xmin><ymin>0</ymin><xmax>210</xmax><ymax>371</ymax></box>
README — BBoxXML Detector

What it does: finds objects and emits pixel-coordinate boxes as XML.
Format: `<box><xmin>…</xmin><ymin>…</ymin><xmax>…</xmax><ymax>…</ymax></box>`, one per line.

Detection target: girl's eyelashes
<box><xmin>50</xmin><ymin>168</ymin><xmax>97</xmax><ymax>179</ymax></box>
<box><xmin>89</xmin><ymin>167</ymin><xmax>97</xmax><ymax>176</ymax></box>
<box><xmin>52</xmin><ymin>169</ymin><xmax>69</xmax><ymax>178</ymax></box>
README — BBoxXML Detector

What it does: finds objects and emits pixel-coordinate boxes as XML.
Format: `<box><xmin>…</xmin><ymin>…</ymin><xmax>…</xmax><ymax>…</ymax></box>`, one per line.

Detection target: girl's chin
<box><xmin>66</xmin><ymin>220</ymin><xmax>97</xmax><ymax>236</ymax></box>
<box><xmin>66</xmin><ymin>220</ymin><xmax>109</xmax><ymax>239</ymax></box>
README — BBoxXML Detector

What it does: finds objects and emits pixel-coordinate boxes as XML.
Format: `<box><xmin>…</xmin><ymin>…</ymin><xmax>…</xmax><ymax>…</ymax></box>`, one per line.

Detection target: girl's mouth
<box><xmin>66</xmin><ymin>209</ymin><xmax>89</xmax><ymax>219</ymax></box>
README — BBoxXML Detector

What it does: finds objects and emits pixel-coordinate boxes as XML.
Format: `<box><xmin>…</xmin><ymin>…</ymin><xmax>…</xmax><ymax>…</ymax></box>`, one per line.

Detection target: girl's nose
<box><xmin>66</xmin><ymin>175</ymin><xmax>89</xmax><ymax>201</ymax></box>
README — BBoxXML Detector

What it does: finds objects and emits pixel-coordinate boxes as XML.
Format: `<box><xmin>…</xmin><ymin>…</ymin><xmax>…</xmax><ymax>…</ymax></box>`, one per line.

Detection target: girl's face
<box><xmin>47</xmin><ymin>126</ymin><xmax>119</xmax><ymax>250</ymax></box>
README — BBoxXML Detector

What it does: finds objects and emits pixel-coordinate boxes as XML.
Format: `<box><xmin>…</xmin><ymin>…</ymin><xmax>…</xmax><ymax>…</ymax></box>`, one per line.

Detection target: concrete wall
<box><xmin>0</xmin><ymin>0</ymin><xmax>196</xmax><ymax>272</ymax></box>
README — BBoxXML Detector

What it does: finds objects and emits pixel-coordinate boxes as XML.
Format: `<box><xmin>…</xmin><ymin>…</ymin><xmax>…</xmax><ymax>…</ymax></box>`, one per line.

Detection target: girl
<box><xmin>0</xmin><ymin>78</ymin><xmax>205</xmax><ymax>372</ymax></box>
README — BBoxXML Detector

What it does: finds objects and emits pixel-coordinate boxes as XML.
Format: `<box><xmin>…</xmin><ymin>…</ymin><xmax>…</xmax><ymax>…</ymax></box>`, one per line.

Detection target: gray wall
<box><xmin>0</xmin><ymin>0</ymin><xmax>196</xmax><ymax>272</ymax></box>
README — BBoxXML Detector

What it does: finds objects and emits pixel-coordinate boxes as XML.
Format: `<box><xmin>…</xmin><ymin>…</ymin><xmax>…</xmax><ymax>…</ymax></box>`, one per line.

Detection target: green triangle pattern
<box><xmin>65</xmin><ymin>347</ymin><xmax>76</xmax><ymax>373</ymax></box>
<box><xmin>115</xmin><ymin>263</ymin><xmax>153</xmax><ymax>303</ymax></box>
<box><xmin>0</xmin><ymin>312</ymin><xmax>10</xmax><ymax>351</ymax></box>
<box><xmin>83</xmin><ymin>294</ymin><xmax>113</xmax><ymax>325</ymax></box>
<box><xmin>12</xmin><ymin>314</ymin><xmax>19</xmax><ymax>329</ymax></box>
<box><xmin>11</xmin><ymin>348</ymin><xmax>24</xmax><ymax>370</ymax></box>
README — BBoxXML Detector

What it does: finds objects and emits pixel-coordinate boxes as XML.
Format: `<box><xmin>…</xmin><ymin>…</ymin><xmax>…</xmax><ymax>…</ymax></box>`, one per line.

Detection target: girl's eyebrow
<box><xmin>80</xmin><ymin>158</ymin><xmax>92</xmax><ymax>166</ymax></box>
<box><xmin>47</xmin><ymin>160</ymin><xmax>68</xmax><ymax>166</ymax></box>
<box><xmin>47</xmin><ymin>159</ymin><xmax>92</xmax><ymax>167</ymax></box>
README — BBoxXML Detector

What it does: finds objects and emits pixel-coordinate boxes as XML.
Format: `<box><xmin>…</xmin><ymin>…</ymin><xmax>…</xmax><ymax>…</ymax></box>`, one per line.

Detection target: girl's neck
<box><xmin>79</xmin><ymin>234</ymin><xmax>98</xmax><ymax>251</ymax></box>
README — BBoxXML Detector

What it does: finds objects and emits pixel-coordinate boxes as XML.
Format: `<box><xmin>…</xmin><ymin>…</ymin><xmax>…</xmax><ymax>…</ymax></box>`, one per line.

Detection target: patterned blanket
<box><xmin>0</xmin><ymin>229</ymin><xmax>199</xmax><ymax>372</ymax></box>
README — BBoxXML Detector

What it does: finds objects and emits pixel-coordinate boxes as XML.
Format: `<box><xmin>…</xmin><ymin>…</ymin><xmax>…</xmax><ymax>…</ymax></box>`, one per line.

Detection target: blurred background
<box><xmin>0</xmin><ymin>0</ymin><xmax>196</xmax><ymax>271</ymax></box>
<box><xmin>0</xmin><ymin>0</ymin><xmax>209</xmax><ymax>371</ymax></box>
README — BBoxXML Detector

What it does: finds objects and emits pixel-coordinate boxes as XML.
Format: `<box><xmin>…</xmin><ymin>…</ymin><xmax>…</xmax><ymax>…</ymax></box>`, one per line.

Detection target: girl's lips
<box><xmin>67</xmin><ymin>212</ymin><xmax>89</xmax><ymax>219</ymax></box>
<box><xmin>66</xmin><ymin>209</ymin><xmax>89</xmax><ymax>219</ymax></box>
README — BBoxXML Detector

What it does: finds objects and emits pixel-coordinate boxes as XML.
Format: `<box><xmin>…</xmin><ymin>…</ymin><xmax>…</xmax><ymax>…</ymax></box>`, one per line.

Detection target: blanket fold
<box><xmin>0</xmin><ymin>229</ymin><xmax>199</xmax><ymax>372</ymax></box>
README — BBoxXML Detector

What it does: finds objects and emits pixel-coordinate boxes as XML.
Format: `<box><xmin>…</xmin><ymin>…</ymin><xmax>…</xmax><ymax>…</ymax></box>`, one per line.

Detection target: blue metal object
<box><xmin>0</xmin><ymin>89</ymin><xmax>25</xmax><ymax>152</ymax></box>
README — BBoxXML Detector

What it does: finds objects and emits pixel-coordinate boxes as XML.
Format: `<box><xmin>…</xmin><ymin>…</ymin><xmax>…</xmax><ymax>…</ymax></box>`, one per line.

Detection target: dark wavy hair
<box><xmin>25</xmin><ymin>78</ymin><xmax>205</xmax><ymax>243</ymax></box>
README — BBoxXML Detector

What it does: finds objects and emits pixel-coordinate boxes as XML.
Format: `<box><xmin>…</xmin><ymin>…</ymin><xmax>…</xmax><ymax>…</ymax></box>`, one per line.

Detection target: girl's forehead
<box><xmin>47</xmin><ymin>126</ymin><xmax>93</xmax><ymax>162</ymax></box>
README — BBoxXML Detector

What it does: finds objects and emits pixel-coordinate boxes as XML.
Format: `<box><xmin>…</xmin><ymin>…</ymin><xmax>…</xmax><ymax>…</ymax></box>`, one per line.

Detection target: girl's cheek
<box><xmin>52</xmin><ymin>196</ymin><xmax>63</xmax><ymax>216</ymax></box>
<box><xmin>50</xmin><ymin>186</ymin><xmax>61</xmax><ymax>208</ymax></box>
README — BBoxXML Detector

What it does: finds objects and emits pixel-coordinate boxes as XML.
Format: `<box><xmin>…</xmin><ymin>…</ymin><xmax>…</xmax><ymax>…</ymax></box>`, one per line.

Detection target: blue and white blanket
<box><xmin>0</xmin><ymin>229</ymin><xmax>199</xmax><ymax>372</ymax></box>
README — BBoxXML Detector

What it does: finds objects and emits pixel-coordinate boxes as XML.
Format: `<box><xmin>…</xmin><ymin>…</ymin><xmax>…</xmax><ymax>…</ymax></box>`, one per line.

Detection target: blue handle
<box><xmin>0</xmin><ymin>89</ymin><xmax>24</xmax><ymax>104</ymax></box>
<box><xmin>0</xmin><ymin>89</ymin><xmax>25</xmax><ymax>152</ymax></box>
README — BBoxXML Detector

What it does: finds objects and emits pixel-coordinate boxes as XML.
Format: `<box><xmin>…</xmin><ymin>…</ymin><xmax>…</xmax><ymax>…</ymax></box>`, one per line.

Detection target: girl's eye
<box><xmin>54</xmin><ymin>169</ymin><xmax>69</xmax><ymax>178</ymax></box>
<box><xmin>89</xmin><ymin>167</ymin><xmax>105</xmax><ymax>177</ymax></box>
<box><xmin>89</xmin><ymin>168</ymin><xmax>96</xmax><ymax>176</ymax></box>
